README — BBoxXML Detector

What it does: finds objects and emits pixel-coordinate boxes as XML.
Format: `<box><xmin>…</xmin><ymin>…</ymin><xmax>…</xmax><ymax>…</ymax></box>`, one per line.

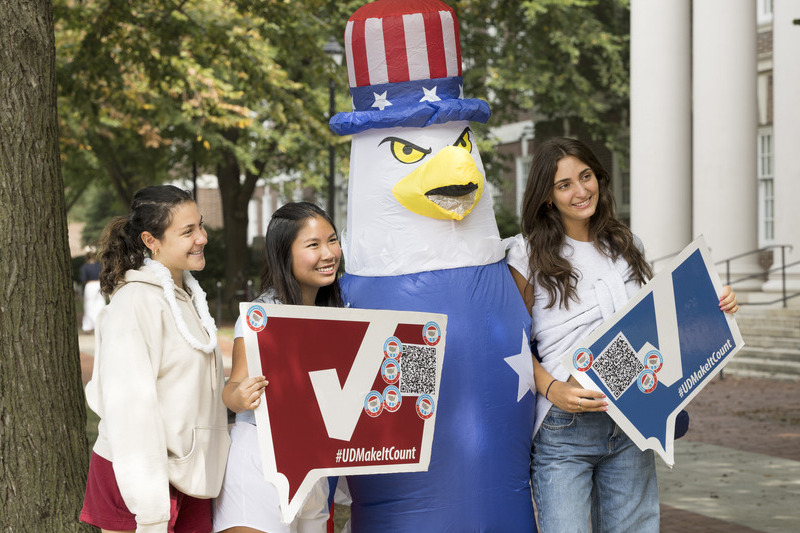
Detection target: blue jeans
<box><xmin>531</xmin><ymin>406</ymin><xmax>659</xmax><ymax>533</ymax></box>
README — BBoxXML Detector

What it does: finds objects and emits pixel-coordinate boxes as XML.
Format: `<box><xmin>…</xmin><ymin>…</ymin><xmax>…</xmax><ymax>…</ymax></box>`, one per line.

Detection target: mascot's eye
<box><xmin>380</xmin><ymin>137</ymin><xmax>432</xmax><ymax>164</ymax></box>
<box><xmin>453</xmin><ymin>128</ymin><xmax>473</xmax><ymax>152</ymax></box>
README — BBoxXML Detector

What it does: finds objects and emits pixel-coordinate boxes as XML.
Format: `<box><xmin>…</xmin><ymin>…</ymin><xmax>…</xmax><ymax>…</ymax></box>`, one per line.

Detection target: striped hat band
<box><xmin>344</xmin><ymin>2</ymin><xmax>462</xmax><ymax>88</ymax></box>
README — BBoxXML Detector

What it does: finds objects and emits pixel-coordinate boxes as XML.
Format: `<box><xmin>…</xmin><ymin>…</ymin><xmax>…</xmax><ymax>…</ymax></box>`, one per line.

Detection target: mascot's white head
<box><xmin>330</xmin><ymin>0</ymin><xmax>505</xmax><ymax>277</ymax></box>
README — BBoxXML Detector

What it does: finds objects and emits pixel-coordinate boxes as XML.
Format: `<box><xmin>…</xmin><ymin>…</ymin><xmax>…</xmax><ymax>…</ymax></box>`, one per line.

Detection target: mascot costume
<box><xmin>330</xmin><ymin>0</ymin><xmax>537</xmax><ymax>530</ymax></box>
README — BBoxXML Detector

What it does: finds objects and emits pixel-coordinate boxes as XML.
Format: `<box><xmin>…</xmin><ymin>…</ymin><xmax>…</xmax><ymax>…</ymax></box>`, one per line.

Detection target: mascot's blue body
<box><xmin>341</xmin><ymin>265</ymin><xmax>534</xmax><ymax>531</ymax></box>
<box><xmin>330</xmin><ymin>1</ymin><xmax>537</xmax><ymax>530</ymax></box>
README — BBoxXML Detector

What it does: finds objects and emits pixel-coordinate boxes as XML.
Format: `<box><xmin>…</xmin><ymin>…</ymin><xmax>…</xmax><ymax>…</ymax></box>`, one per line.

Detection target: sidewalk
<box><xmin>78</xmin><ymin>334</ymin><xmax>800</xmax><ymax>532</ymax></box>
<box><xmin>658</xmin><ymin>374</ymin><xmax>800</xmax><ymax>532</ymax></box>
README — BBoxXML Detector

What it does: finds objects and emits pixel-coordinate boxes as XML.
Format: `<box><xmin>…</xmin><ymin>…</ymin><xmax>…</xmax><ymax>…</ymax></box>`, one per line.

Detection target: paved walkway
<box><xmin>78</xmin><ymin>335</ymin><xmax>800</xmax><ymax>532</ymax></box>
<box><xmin>658</xmin><ymin>374</ymin><xmax>800</xmax><ymax>532</ymax></box>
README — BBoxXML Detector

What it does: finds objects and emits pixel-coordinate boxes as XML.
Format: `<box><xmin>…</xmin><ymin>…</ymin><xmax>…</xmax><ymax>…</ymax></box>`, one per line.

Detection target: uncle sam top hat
<box><xmin>329</xmin><ymin>0</ymin><xmax>491</xmax><ymax>136</ymax></box>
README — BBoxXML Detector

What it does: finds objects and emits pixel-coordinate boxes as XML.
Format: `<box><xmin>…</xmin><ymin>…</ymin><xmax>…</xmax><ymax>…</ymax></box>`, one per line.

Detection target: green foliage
<box><xmin>55</xmin><ymin>0</ymin><xmax>629</xmax><ymax>207</ymax></box>
<box><xmin>54</xmin><ymin>0</ymin><xmax>363</xmax><ymax>296</ymax></box>
<box><xmin>71</xmin><ymin>184</ymin><xmax>127</xmax><ymax>247</ymax></box>
<box><xmin>495</xmin><ymin>204</ymin><xmax>521</xmax><ymax>239</ymax></box>
<box><xmin>55</xmin><ymin>0</ymin><xmax>360</xmax><ymax>208</ymax></box>
<box><xmin>456</xmin><ymin>0</ymin><xmax>630</xmax><ymax>151</ymax></box>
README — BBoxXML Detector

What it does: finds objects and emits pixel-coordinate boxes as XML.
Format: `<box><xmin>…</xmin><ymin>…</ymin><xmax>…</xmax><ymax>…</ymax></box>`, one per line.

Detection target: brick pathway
<box><xmin>681</xmin><ymin>374</ymin><xmax>800</xmax><ymax>461</ymax></box>
<box><xmin>660</xmin><ymin>505</ymin><xmax>763</xmax><ymax>533</ymax></box>
<box><xmin>659</xmin><ymin>374</ymin><xmax>800</xmax><ymax>532</ymax></box>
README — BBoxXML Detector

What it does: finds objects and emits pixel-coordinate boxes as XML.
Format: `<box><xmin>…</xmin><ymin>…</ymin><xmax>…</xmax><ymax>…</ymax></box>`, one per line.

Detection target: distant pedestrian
<box><xmin>81</xmin><ymin>185</ymin><xmax>230</xmax><ymax>533</ymax></box>
<box><xmin>79</xmin><ymin>246</ymin><xmax>105</xmax><ymax>333</ymax></box>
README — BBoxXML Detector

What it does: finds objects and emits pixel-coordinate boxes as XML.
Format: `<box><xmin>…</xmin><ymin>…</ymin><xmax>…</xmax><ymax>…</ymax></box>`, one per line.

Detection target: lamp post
<box><xmin>323</xmin><ymin>37</ymin><xmax>344</xmax><ymax>221</ymax></box>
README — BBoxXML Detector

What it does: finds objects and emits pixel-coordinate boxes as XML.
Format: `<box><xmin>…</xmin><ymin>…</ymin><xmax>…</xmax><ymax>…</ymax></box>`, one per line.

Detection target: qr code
<box><xmin>592</xmin><ymin>333</ymin><xmax>643</xmax><ymax>399</ymax></box>
<box><xmin>399</xmin><ymin>344</ymin><xmax>436</xmax><ymax>395</ymax></box>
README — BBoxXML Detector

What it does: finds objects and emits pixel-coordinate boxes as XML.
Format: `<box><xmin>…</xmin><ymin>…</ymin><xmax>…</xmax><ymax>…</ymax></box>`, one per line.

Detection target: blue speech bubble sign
<box><xmin>563</xmin><ymin>237</ymin><xmax>743</xmax><ymax>466</ymax></box>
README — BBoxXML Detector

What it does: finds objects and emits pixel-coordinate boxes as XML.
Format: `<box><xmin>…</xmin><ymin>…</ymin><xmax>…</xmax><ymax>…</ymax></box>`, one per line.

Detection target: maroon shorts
<box><xmin>80</xmin><ymin>452</ymin><xmax>212</xmax><ymax>533</ymax></box>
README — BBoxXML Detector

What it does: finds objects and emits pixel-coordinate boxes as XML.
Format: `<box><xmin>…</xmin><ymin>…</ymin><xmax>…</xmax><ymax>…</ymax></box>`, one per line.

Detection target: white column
<box><xmin>692</xmin><ymin>0</ymin><xmax>760</xmax><ymax>287</ymax></box>
<box><xmin>247</xmin><ymin>198</ymin><xmax>259</xmax><ymax>246</ymax></box>
<box><xmin>630</xmin><ymin>0</ymin><xmax>692</xmax><ymax>270</ymax></box>
<box><xmin>765</xmin><ymin>0</ymin><xmax>800</xmax><ymax>300</ymax></box>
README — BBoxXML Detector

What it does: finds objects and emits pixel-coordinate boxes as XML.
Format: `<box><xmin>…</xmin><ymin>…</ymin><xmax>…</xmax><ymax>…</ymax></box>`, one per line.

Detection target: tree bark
<box><xmin>216</xmin><ymin>145</ymin><xmax>258</xmax><ymax>308</ymax></box>
<box><xmin>0</xmin><ymin>1</ymin><xmax>93</xmax><ymax>530</ymax></box>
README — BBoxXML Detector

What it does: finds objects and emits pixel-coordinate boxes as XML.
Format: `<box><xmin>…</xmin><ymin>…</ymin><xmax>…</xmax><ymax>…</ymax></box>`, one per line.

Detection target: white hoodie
<box><xmin>85</xmin><ymin>265</ymin><xmax>230</xmax><ymax>532</ymax></box>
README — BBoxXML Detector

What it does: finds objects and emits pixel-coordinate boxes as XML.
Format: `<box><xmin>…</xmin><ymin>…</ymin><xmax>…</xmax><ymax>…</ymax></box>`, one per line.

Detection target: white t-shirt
<box><xmin>506</xmin><ymin>234</ymin><xmax>642</xmax><ymax>434</ymax></box>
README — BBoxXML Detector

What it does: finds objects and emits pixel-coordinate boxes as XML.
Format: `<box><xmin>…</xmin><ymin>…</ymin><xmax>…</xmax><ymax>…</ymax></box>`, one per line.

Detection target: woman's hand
<box><xmin>546</xmin><ymin>377</ymin><xmax>607</xmax><ymax>413</ymax></box>
<box><xmin>719</xmin><ymin>285</ymin><xmax>739</xmax><ymax>314</ymax></box>
<box><xmin>234</xmin><ymin>376</ymin><xmax>267</xmax><ymax>411</ymax></box>
<box><xmin>223</xmin><ymin>337</ymin><xmax>268</xmax><ymax>412</ymax></box>
<box><xmin>222</xmin><ymin>374</ymin><xmax>267</xmax><ymax>413</ymax></box>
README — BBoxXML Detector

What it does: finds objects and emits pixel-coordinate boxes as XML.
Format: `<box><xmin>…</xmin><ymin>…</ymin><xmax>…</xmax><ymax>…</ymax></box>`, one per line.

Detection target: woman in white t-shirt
<box><xmin>212</xmin><ymin>202</ymin><xmax>342</xmax><ymax>533</ymax></box>
<box><xmin>507</xmin><ymin>137</ymin><xmax>738</xmax><ymax>532</ymax></box>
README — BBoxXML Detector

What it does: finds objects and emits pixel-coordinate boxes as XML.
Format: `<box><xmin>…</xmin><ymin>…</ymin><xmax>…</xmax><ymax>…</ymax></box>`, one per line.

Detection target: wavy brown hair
<box><xmin>520</xmin><ymin>137</ymin><xmax>652</xmax><ymax>309</ymax></box>
<box><xmin>98</xmin><ymin>185</ymin><xmax>194</xmax><ymax>295</ymax></box>
<box><xmin>259</xmin><ymin>202</ymin><xmax>343</xmax><ymax>307</ymax></box>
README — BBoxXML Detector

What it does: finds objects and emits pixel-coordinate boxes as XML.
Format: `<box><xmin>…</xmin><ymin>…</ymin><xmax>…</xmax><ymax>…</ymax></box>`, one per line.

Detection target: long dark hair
<box><xmin>259</xmin><ymin>202</ymin><xmax>343</xmax><ymax>307</ymax></box>
<box><xmin>98</xmin><ymin>185</ymin><xmax>195</xmax><ymax>295</ymax></box>
<box><xmin>520</xmin><ymin>137</ymin><xmax>652</xmax><ymax>309</ymax></box>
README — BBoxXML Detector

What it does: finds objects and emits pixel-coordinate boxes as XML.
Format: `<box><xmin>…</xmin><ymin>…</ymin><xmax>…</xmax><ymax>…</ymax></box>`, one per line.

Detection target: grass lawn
<box><xmin>86</xmin><ymin>404</ymin><xmax>99</xmax><ymax>450</ymax></box>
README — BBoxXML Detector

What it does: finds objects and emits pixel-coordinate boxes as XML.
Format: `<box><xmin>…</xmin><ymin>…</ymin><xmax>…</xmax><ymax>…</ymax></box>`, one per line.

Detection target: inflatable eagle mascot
<box><xmin>329</xmin><ymin>1</ymin><xmax>536</xmax><ymax>530</ymax></box>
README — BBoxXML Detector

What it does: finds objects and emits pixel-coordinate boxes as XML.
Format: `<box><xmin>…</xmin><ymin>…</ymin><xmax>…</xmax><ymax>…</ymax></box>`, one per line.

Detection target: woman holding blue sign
<box><xmin>507</xmin><ymin>137</ymin><xmax>738</xmax><ymax>532</ymax></box>
<box><xmin>212</xmin><ymin>202</ymin><xmax>342</xmax><ymax>533</ymax></box>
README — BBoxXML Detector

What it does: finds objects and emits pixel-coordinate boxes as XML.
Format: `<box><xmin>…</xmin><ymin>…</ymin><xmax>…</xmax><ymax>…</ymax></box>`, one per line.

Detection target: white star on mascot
<box><xmin>330</xmin><ymin>0</ymin><xmax>537</xmax><ymax>531</ymax></box>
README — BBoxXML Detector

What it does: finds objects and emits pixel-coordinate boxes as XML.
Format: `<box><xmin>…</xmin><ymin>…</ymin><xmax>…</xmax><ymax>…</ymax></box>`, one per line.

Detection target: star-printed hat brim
<box><xmin>330</xmin><ymin>98</ymin><xmax>490</xmax><ymax>136</ymax></box>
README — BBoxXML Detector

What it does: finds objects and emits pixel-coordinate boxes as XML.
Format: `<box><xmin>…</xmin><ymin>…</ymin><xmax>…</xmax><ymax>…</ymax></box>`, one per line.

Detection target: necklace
<box><xmin>144</xmin><ymin>258</ymin><xmax>218</xmax><ymax>353</ymax></box>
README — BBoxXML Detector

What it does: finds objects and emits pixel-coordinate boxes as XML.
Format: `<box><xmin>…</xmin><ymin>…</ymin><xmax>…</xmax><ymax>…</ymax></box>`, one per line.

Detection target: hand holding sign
<box><xmin>240</xmin><ymin>303</ymin><xmax>447</xmax><ymax>523</ymax></box>
<box><xmin>561</xmin><ymin>236</ymin><xmax>744</xmax><ymax>466</ymax></box>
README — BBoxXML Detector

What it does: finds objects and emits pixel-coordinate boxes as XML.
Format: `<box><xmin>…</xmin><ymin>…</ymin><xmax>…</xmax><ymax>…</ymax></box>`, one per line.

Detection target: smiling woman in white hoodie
<box><xmin>81</xmin><ymin>185</ymin><xmax>230</xmax><ymax>533</ymax></box>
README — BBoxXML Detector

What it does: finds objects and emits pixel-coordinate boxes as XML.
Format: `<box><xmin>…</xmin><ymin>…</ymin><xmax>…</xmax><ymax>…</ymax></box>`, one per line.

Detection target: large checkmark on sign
<box><xmin>309</xmin><ymin>322</ymin><xmax>396</xmax><ymax>441</ymax></box>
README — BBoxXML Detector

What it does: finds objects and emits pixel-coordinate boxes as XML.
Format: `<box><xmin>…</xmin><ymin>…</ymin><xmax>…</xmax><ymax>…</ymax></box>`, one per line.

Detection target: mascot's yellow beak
<box><xmin>392</xmin><ymin>146</ymin><xmax>485</xmax><ymax>221</ymax></box>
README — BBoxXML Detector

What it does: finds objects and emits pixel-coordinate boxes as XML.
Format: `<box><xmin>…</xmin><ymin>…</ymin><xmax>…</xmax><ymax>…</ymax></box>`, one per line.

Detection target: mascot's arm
<box><xmin>508</xmin><ymin>264</ymin><xmax>607</xmax><ymax>414</ymax></box>
<box><xmin>508</xmin><ymin>266</ymin><xmax>534</xmax><ymax>316</ymax></box>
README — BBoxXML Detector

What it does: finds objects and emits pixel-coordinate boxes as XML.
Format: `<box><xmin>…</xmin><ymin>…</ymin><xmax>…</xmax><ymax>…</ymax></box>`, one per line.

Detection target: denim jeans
<box><xmin>531</xmin><ymin>406</ymin><xmax>659</xmax><ymax>533</ymax></box>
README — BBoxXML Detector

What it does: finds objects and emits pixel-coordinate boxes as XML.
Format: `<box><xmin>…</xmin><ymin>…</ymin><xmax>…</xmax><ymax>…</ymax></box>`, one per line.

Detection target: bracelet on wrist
<box><xmin>545</xmin><ymin>378</ymin><xmax>558</xmax><ymax>400</ymax></box>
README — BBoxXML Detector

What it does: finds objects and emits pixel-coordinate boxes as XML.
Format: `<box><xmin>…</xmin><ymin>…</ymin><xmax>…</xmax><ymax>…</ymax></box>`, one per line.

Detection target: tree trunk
<box><xmin>216</xmin><ymin>148</ymin><xmax>257</xmax><ymax>309</ymax></box>
<box><xmin>0</xmin><ymin>1</ymin><xmax>93</xmax><ymax>530</ymax></box>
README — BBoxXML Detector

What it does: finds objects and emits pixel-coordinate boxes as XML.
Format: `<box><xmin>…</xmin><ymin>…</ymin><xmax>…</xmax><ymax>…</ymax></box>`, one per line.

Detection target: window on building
<box><xmin>757</xmin><ymin>0</ymin><xmax>773</xmax><ymax>25</ymax></box>
<box><xmin>757</xmin><ymin>129</ymin><xmax>774</xmax><ymax>247</ymax></box>
<box><xmin>612</xmin><ymin>149</ymin><xmax>630</xmax><ymax>226</ymax></box>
